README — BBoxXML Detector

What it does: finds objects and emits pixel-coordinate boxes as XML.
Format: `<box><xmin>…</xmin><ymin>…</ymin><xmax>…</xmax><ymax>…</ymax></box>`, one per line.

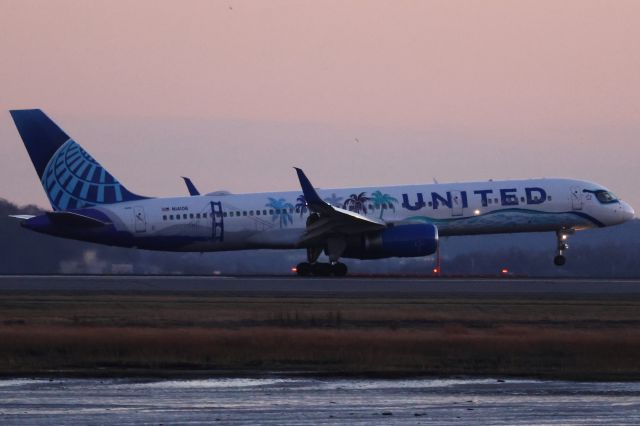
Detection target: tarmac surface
<box><xmin>1</xmin><ymin>377</ymin><xmax>639</xmax><ymax>425</ymax></box>
<box><xmin>1</xmin><ymin>275</ymin><xmax>640</xmax><ymax>295</ymax></box>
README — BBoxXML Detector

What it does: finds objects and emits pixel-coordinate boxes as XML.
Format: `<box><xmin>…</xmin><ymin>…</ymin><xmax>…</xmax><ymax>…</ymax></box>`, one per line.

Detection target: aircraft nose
<box><xmin>621</xmin><ymin>201</ymin><xmax>635</xmax><ymax>222</ymax></box>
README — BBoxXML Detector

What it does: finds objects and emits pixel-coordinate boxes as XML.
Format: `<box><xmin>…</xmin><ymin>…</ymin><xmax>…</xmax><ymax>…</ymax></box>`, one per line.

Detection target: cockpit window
<box><xmin>584</xmin><ymin>189</ymin><xmax>619</xmax><ymax>204</ymax></box>
<box><xmin>596</xmin><ymin>191</ymin><xmax>618</xmax><ymax>203</ymax></box>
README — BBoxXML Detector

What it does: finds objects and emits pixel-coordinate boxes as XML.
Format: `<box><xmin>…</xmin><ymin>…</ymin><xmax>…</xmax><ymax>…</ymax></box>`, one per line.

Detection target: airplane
<box><xmin>8</xmin><ymin>109</ymin><xmax>635</xmax><ymax>276</ymax></box>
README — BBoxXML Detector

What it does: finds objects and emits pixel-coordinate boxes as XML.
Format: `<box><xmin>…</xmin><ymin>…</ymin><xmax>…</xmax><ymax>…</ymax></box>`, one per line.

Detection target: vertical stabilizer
<box><xmin>10</xmin><ymin>109</ymin><xmax>148</xmax><ymax>210</ymax></box>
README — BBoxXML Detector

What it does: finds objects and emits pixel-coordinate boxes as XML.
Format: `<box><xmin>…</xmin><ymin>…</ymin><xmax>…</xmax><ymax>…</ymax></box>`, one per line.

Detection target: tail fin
<box><xmin>10</xmin><ymin>109</ymin><xmax>148</xmax><ymax>211</ymax></box>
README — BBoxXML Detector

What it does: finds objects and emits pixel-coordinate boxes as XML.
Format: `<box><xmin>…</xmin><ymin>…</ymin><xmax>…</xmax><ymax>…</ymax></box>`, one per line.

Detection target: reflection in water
<box><xmin>1</xmin><ymin>377</ymin><xmax>639</xmax><ymax>425</ymax></box>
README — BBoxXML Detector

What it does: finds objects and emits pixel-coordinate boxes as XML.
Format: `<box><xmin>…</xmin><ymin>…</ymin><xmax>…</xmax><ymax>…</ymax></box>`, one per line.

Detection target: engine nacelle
<box><xmin>341</xmin><ymin>223</ymin><xmax>438</xmax><ymax>260</ymax></box>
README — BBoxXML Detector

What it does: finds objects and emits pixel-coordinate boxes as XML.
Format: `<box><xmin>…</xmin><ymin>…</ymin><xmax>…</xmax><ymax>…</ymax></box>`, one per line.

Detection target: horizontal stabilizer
<box><xmin>8</xmin><ymin>215</ymin><xmax>36</xmax><ymax>221</ymax></box>
<box><xmin>45</xmin><ymin>211</ymin><xmax>111</xmax><ymax>228</ymax></box>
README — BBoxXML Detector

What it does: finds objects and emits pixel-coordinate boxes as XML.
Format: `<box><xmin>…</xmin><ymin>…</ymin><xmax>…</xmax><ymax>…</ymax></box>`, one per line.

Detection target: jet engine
<box><xmin>341</xmin><ymin>223</ymin><xmax>438</xmax><ymax>259</ymax></box>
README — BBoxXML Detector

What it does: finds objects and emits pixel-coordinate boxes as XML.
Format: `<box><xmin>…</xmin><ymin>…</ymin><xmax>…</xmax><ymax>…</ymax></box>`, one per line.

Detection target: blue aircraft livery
<box><xmin>9</xmin><ymin>109</ymin><xmax>635</xmax><ymax>276</ymax></box>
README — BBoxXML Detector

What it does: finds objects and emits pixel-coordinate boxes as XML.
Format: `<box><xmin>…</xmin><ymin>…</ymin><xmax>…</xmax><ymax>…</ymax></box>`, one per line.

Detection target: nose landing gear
<box><xmin>554</xmin><ymin>255</ymin><xmax>566</xmax><ymax>266</ymax></box>
<box><xmin>554</xmin><ymin>229</ymin><xmax>573</xmax><ymax>266</ymax></box>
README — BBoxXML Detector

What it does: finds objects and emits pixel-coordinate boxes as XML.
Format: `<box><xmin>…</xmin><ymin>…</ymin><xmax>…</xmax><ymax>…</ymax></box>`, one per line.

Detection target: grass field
<box><xmin>1</xmin><ymin>291</ymin><xmax>640</xmax><ymax>379</ymax></box>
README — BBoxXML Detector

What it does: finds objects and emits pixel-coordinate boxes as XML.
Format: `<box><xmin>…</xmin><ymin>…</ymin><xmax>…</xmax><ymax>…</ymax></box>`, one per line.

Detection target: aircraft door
<box><xmin>210</xmin><ymin>201</ymin><xmax>224</xmax><ymax>242</ymax></box>
<box><xmin>570</xmin><ymin>186</ymin><xmax>583</xmax><ymax>210</ymax></box>
<box><xmin>133</xmin><ymin>206</ymin><xmax>147</xmax><ymax>233</ymax></box>
<box><xmin>451</xmin><ymin>190</ymin><xmax>464</xmax><ymax>217</ymax></box>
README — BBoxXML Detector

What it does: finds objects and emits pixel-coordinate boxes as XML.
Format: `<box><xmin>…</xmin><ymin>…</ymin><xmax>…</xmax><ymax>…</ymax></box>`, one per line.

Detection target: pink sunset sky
<box><xmin>0</xmin><ymin>0</ymin><xmax>639</xmax><ymax>209</ymax></box>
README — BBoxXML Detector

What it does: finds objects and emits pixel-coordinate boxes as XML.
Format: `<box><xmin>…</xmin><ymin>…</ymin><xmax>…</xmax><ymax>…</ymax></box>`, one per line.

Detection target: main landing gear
<box><xmin>554</xmin><ymin>229</ymin><xmax>573</xmax><ymax>266</ymax></box>
<box><xmin>296</xmin><ymin>261</ymin><xmax>348</xmax><ymax>277</ymax></box>
<box><xmin>296</xmin><ymin>242</ymin><xmax>348</xmax><ymax>277</ymax></box>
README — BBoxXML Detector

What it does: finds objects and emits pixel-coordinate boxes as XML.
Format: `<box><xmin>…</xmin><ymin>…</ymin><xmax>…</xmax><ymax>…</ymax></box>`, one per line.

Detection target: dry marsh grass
<box><xmin>1</xmin><ymin>293</ymin><xmax>640</xmax><ymax>378</ymax></box>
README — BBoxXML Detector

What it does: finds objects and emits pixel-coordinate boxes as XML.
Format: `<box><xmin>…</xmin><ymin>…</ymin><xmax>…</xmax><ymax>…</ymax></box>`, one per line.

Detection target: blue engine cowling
<box><xmin>341</xmin><ymin>223</ymin><xmax>438</xmax><ymax>259</ymax></box>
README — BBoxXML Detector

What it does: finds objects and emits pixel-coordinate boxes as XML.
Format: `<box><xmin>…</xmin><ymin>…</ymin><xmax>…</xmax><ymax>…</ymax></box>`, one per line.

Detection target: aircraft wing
<box><xmin>294</xmin><ymin>168</ymin><xmax>386</xmax><ymax>245</ymax></box>
<box><xmin>181</xmin><ymin>176</ymin><xmax>200</xmax><ymax>196</ymax></box>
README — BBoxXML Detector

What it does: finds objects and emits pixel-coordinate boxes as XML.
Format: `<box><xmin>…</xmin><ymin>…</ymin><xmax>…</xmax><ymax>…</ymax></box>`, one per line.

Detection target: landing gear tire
<box><xmin>312</xmin><ymin>263</ymin><xmax>332</xmax><ymax>276</ymax></box>
<box><xmin>553</xmin><ymin>255</ymin><xmax>566</xmax><ymax>266</ymax></box>
<box><xmin>297</xmin><ymin>262</ymin><xmax>348</xmax><ymax>277</ymax></box>
<box><xmin>331</xmin><ymin>262</ymin><xmax>348</xmax><ymax>277</ymax></box>
<box><xmin>296</xmin><ymin>262</ymin><xmax>312</xmax><ymax>276</ymax></box>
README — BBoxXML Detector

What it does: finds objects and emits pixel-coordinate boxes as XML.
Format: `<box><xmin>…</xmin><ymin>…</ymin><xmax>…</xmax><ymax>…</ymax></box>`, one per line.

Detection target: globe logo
<box><xmin>41</xmin><ymin>139</ymin><xmax>126</xmax><ymax>211</ymax></box>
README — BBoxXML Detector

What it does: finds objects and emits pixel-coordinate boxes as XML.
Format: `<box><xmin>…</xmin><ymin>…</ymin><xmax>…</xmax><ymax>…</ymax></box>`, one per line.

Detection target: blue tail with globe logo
<box><xmin>10</xmin><ymin>109</ymin><xmax>148</xmax><ymax>211</ymax></box>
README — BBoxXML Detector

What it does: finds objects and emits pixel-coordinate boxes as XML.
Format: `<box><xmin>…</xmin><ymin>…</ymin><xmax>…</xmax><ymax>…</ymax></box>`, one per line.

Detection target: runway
<box><xmin>1</xmin><ymin>275</ymin><xmax>640</xmax><ymax>295</ymax></box>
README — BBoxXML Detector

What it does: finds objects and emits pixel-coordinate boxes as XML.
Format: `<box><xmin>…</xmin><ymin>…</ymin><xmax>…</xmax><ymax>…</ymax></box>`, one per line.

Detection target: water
<box><xmin>0</xmin><ymin>377</ymin><xmax>639</xmax><ymax>425</ymax></box>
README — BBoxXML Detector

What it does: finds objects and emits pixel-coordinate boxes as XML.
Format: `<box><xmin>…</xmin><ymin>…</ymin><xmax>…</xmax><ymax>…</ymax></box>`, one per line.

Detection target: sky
<box><xmin>1</xmin><ymin>0</ymin><xmax>639</xmax><ymax>209</ymax></box>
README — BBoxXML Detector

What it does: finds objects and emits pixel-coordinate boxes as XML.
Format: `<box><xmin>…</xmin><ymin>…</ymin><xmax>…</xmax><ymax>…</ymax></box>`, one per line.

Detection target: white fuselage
<box><xmin>92</xmin><ymin>178</ymin><xmax>634</xmax><ymax>252</ymax></box>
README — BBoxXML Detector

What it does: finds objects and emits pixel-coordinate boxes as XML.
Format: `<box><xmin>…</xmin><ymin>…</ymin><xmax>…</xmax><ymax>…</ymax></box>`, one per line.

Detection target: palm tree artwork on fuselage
<box><xmin>266</xmin><ymin>197</ymin><xmax>294</xmax><ymax>228</ymax></box>
<box><xmin>343</xmin><ymin>192</ymin><xmax>371</xmax><ymax>214</ymax></box>
<box><xmin>370</xmin><ymin>190</ymin><xmax>399</xmax><ymax>219</ymax></box>
<box><xmin>295</xmin><ymin>194</ymin><xmax>308</xmax><ymax>217</ymax></box>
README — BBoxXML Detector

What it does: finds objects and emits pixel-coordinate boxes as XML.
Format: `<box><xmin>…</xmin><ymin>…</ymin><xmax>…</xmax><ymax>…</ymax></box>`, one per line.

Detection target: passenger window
<box><xmin>243</xmin><ymin>211</ymin><xmax>247</xmax><ymax>216</ymax></box>
<box><xmin>494</xmin><ymin>198</ymin><xmax>499</xmax><ymax>204</ymax></box>
<box><xmin>163</xmin><ymin>215</ymin><xmax>167</xmax><ymax>220</ymax></box>
<box><xmin>256</xmin><ymin>210</ymin><xmax>260</xmax><ymax>216</ymax></box>
<box><xmin>196</xmin><ymin>213</ymin><xmax>201</xmax><ymax>218</ymax></box>
<box><xmin>269</xmin><ymin>209</ymin><xmax>274</xmax><ymax>215</ymax></box>
<box><xmin>170</xmin><ymin>215</ymin><xmax>174</xmax><ymax>220</ymax></box>
<box><xmin>203</xmin><ymin>213</ymin><xmax>207</xmax><ymax>218</ymax></box>
<box><xmin>223</xmin><ymin>212</ymin><xmax>227</xmax><ymax>217</ymax></box>
<box><xmin>229</xmin><ymin>212</ymin><xmax>233</xmax><ymax>217</ymax></box>
<box><xmin>190</xmin><ymin>213</ymin><xmax>194</xmax><ymax>219</ymax></box>
<box><xmin>520</xmin><ymin>197</ymin><xmax>525</xmax><ymax>203</ymax></box>
<box><xmin>428</xmin><ymin>202</ymin><xmax>433</xmax><ymax>207</ymax></box>
<box><xmin>250</xmin><ymin>211</ymin><xmax>254</xmax><ymax>216</ymax></box>
<box><xmin>236</xmin><ymin>211</ymin><xmax>240</xmax><ymax>216</ymax></box>
<box><xmin>488</xmin><ymin>199</ymin><xmax>492</xmax><ymax>204</ymax></box>
<box><xmin>183</xmin><ymin>214</ymin><xmax>187</xmax><ymax>219</ymax></box>
<box><xmin>263</xmin><ymin>210</ymin><xmax>267</xmax><ymax>215</ymax></box>
<box><xmin>276</xmin><ymin>209</ymin><xmax>281</xmax><ymax>214</ymax></box>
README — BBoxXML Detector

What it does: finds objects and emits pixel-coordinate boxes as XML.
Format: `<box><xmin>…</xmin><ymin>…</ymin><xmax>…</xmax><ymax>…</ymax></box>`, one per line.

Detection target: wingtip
<box><xmin>294</xmin><ymin>167</ymin><xmax>306</xmax><ymax>179</ymax></box>
<box><xmin>9</xmin><ymin>108</ymin><xmax>42</xmax><ymax>116</ymax></box>
<box><xmin>294</xmin><ymin>167</ymin><xmax>327</xmax><ymax>208</ymax></box>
